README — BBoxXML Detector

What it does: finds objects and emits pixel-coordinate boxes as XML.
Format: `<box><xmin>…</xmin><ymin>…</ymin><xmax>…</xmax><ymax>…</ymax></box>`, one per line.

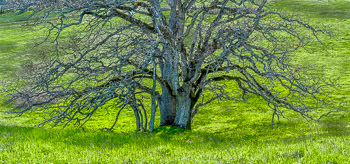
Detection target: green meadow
<box><xmin>1</xmin><ymin>0</ymin><xmax>350</xmax><ymax>163</ymax></box>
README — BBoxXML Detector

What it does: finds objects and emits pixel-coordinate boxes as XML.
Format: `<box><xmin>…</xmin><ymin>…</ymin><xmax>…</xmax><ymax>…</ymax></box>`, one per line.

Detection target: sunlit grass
<box><xmin>0</xmin><ymin>0</ymin><xmax>350</xmax><ymax>163</ymax></box>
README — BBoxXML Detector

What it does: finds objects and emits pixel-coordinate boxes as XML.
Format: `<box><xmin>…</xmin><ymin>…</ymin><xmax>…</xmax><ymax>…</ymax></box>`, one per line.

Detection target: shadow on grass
<box><xmin>0</xmin><ymin>40</ymin><xmax>17</xmax><ymax>53</ymax></box>
<box><xmin>1</xmin><ymin>116</ymin><xmax>349</xmax><ymax>150</ymax></box>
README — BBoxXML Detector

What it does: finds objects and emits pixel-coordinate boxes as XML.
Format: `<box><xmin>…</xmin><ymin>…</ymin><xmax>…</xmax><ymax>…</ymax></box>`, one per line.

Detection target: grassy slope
<box><xmin>1</xmin><ymin>0</ymin><xmax>350</xmax><ymax>163</ymax></box>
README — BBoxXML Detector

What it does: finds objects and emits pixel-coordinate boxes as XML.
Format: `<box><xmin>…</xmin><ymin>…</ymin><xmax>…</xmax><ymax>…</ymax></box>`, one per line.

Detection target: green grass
<box><xmin>1</xmin><ymin>111</ymin><xmax>350</xmax><ymax>163</ymax></box>
<box><xmin>1</xmin><ymin>0</ymin><xmax>350</xmax><ymax>163</ymax></box>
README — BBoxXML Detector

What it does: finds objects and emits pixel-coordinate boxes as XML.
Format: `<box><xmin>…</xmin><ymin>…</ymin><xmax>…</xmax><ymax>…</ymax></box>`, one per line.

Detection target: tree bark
<box><xmin>159</xmin><ymin>53</ymin><xmax>178</xmax><ymax>126</ymax></box>
<box><xmin>158</xmin><ymin>88</ymin><xmax>176</xmax><ymax>126</ymax></box>
<box><xmin>131</xmin><ymin>105</ymin><xmax>141</xmax><ymax>131</ymax></box>
<box><xmin>174</xmin><ymin>84</ymin><xmax>193</xmax><ymax>129</ymax></box>
<box><xmin>149</xmin><ymin>98</ymin><xmax>156</xmax><ymax>132</ymax></box>
<box><xmin>149</xmin><ymin>58</ymin><xmax>158</xmax><ymax>132</ymax></box>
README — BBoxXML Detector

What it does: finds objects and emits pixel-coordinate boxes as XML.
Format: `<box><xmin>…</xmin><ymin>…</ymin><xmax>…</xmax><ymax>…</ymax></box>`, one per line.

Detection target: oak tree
<box><xmin>3</xmin><ymin>0</ymin><xmax>339</xmax><ymax>131</ymax></box>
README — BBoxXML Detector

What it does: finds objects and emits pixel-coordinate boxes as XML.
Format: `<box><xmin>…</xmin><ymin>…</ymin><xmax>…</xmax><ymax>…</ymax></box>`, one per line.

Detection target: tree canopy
<box><xmin>2</xmin><ymin>0</ymin><xmax>340</xmax><ymax>131</ymax></box>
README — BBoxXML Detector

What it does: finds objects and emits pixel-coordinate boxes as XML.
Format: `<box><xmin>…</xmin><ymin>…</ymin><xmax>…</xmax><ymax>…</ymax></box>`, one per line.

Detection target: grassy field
<box><xmin>1</xmin><ymin>0</ymin><xmax>350</xmax><ymax>163</ymax></box>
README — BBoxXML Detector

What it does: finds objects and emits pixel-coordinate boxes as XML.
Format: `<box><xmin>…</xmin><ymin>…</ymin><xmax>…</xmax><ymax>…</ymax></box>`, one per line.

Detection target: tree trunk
<box><xmin>158</xmin><ymin>86</ymin><xmax>176</xmax><ymax>126</ymax></box>
<box><xmin>159</xmin><ymin>54</ymin><xmax>178</xmax><ymax>126</ymax></box>
<box><xmin>149</xmin><ymin>98</ymin><xmax>156</xmax><ymax>132</ymax></box>
<box><xmin>149</xmin><ymin>58</ymin><xmax>157</xmax><ymax>132</ymax></box>
<box><xmin>131</xmin><ymin>105</ymin><xmax>141</xmax><ymax>132</ymax></box>
<box><xmin>174</xmin><ymin>85</ymin><xmax>192</xmax><ymax>129</ymax></box>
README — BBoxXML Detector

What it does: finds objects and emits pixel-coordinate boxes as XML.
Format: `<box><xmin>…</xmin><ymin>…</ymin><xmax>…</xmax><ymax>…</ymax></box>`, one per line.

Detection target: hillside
<box><xmin>0</xmin><ymin>0</ymin><xmax>350</xmax><ymax>163</ymax></box>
